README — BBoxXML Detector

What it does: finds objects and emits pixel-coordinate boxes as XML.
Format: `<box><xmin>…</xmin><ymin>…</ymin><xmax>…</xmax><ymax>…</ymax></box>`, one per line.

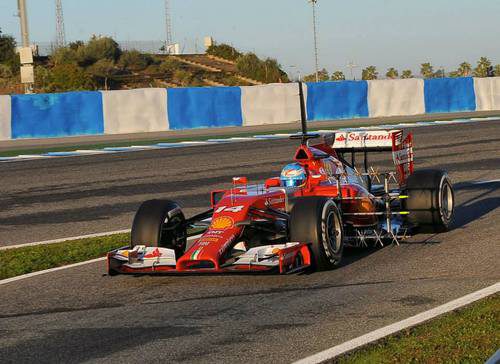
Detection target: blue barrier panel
<box><xmin>306</xmin><ymin>81</ymin><xmax>369</xmax><ymax>121</ymax></box>
<box><xmin>424</xmin><ymin>77</ymin><xmax>476</xmax><ymax>113</ymax></box>
<box><xmin>167</xmin><ymin>86</ymin><xmax>243</xmax><ymax>130</ymax></box>
<box><xmin>11</xmin><ymin>91</ymin><xmax>104</xmax><ymax>139</ymax></box>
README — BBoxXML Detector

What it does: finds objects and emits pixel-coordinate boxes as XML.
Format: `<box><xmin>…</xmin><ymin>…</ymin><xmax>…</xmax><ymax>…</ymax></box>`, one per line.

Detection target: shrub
<box><xmin>118</xmin><ymin>50</ymin><xmax>152</xmax><ymax>71</ymax></box>
<box><xmin>236</xmin><ymin>53</ymin><xmax>288</xmax><ymax>83</ymax></box>
<box><xmin>159</xmin><ymin>58</ymin><xmax>182</xmax><ymax>73</ymax></box>
<box><xmin>43</xmin><ymin>64</ymin><xmax>95</xmax><ymax>92</ymax></box>
<box><xmin>206</xmin><ymin>44</ymin><xmax>241</xmax><ymax>61</ymax></box>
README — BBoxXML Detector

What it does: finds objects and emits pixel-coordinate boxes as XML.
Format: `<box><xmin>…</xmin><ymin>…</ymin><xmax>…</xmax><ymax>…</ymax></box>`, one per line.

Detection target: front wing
<box><xmin>107</xmin><ymin>243</ymin><xmax>311</xmax><ymax>275</ymax></box>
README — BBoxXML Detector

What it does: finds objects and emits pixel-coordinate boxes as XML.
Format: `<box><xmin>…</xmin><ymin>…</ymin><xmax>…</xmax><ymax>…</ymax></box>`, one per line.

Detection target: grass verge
<box><xmin>0</xmin><ymin>228</ymin><xmax>205</xmax><ymax>280</ymax></box>
<box><xmin>337</xmin><ymin>293</ymin><xmax>500</xmax><ymax>364</ymax></box>
<box><xmin>0</xmin><ymin>233</ymin><xmax>129</xmax><ymax>280</ymax></box>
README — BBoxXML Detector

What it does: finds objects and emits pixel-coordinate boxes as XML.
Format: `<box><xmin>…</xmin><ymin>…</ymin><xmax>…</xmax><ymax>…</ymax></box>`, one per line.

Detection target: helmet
<box><xmin>280</xmin><ymin>163</ymin><xmax>307</xmax><ymax>187</ymax></box>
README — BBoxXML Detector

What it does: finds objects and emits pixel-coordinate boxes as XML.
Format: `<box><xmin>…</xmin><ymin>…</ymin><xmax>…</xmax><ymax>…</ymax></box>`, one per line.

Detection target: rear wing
<box><xmin>330</xmin><ymin>130</ymin><xmax>414</xmax><ymax>185</ymax></box>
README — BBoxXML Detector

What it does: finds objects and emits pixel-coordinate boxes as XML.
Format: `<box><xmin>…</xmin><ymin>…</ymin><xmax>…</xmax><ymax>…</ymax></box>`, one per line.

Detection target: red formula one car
<box><xmin>107</xmin><ymin>128</ymin><xmax>455</xmax><ymax>275</ymax></box>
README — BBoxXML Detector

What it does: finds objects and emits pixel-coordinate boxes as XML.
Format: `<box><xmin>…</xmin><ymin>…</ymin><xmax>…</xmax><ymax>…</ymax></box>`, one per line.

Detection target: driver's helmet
<box><xmin>280</xmin><ymin>163</ymin><xmax>307</xmax><ymax>187</ymax></box>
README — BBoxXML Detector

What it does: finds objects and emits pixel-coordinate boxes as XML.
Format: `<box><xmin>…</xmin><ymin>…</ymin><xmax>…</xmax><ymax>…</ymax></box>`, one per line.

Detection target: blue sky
<box><xmin>1</xmin><ymin>0</ymin><xmax>498</xmax><ymax>78</ymax></box>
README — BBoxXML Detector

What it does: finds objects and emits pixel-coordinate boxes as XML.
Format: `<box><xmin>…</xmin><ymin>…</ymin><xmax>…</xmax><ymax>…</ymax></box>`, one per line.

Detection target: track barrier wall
<box><xmin>1</xmin><ymin>77</ymin><xmax>499</xmax><ymax>140</ymax></box>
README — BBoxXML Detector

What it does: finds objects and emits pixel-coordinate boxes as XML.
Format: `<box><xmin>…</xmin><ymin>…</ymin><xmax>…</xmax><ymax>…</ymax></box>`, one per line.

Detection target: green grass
<box><xmin>0</xmin><ymin>233</ymin><xmax>129</xmax><ymax>280</ymax></box>
<box><xmin>337</xmin><ymin>294</ymin><xmax>500</xmax><ymax>364</ymax></box>
<box><xmin>0</xmin><ymin>228</ymin><xmax>205</xmax><ymax>280</ymax></box>
<box><xmin>0</xmin><ymin>116</ymin><xmax>467</xmax><ymax>158</ymax></box>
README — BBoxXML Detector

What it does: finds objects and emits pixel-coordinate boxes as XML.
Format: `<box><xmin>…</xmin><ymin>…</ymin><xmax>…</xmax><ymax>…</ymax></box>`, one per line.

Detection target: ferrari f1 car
<box><xmin>107</xmin><ymin>129</ymin><xmax>455</xmax><ymax>275</ymax></box>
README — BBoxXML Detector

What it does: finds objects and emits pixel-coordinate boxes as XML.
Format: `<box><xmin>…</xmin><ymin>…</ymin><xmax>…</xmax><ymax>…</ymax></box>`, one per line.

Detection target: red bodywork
<box><xmin>108</xmin><ymin>133</ymin><xmax>412</xmax><ymax>275</ymax></box>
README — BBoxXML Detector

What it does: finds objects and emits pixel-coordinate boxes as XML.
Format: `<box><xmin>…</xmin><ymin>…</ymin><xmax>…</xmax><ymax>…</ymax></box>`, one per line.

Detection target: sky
<box><xmin>1</xmin><ymin>0</ymin><xmax>499</xmax><ymax>79</ymax></box>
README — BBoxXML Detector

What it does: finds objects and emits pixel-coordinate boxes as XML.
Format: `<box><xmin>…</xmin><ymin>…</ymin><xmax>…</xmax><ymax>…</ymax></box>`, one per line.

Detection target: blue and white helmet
<box><xmin>280</xmin><ymin>163</ymin><xmax>307</xmax><ymax>187</ymax></box>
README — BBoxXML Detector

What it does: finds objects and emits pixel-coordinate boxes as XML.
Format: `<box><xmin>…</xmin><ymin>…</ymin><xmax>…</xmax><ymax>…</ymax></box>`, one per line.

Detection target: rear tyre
<box><xmin>289</xmin><ymin>197</ymin><xmax>344</xmax><ymax>271</ymax></box>
<box><xmin>403</xmin><ymin>169</ymin><xmax>454</xmax><ymax>233</ymax></box>
<box><xmin>131</xmin><ymin>199</ymin><xmax>187</xmax><ymax>257</ymax></box>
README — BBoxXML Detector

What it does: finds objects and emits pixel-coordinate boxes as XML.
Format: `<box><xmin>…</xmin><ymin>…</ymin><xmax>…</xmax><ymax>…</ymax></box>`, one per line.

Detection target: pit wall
<box><xmin>0</xmin><ymin>77</ymin><xmax>499</xmax><ymax>140</ymax></box>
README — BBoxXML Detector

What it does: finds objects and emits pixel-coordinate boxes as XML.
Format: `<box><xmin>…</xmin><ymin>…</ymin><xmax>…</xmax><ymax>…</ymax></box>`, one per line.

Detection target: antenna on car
<box><xmin>290</xmin><ymin>81</ymin><xmax>320</xmax><ymax>145</ymax></box>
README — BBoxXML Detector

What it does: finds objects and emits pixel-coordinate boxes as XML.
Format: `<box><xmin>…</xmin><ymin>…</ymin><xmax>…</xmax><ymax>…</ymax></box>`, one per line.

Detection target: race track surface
<box><xmin>0</xmin><ymin>121</ymin><xmax>499</xmax><ymax>363</ymax></box>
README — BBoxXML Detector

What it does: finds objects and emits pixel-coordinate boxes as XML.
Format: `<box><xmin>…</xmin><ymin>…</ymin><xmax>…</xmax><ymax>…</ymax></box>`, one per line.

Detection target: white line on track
<box><xmin>471</xmin><ymin>179</ymin><xmax>500</xmax><ymax>185</ymax></box>
<box><xmin>0</xmin><ymin>229</ymin><xmax>131</xmax><ymax>251</ymax></box>
<box><xmin>0</xmin><ymin>234</ymin><xmax>203</xmax><ymax>286</ymax></box>
<box><xmin>0</xmin><ymin>118</ymin><xmax>495</xmax><ymax>163</ymax></box>
<box><xmin>293</xmin><ymin>282</ymin><xmax>500</xmax><ymax>364</ymax></box>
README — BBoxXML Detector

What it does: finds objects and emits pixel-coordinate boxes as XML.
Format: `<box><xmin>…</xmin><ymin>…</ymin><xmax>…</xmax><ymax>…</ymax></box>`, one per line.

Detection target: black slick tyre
<box><xmin>131</xmin><ymin>199</ymin><xmax>187</xmax><ymax>257</ymax></box>
<box><xmin>403</xmin><ymin>169</ymin><xmax>454</xmax><ymax>233</ymax></box>
<box><xmin>289</xmin><ymin>197</ymin><xmax>344</xmax><ymax>271</ymax></box>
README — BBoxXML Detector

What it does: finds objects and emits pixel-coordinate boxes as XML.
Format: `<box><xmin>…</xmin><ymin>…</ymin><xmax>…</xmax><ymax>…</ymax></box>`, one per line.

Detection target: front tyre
<box><xmin>290</xmin><ymin>197</ymin><xmax>344</xmax><ymax>271</ymax></box>
<box><xmin>403</xmin><ymin>169</ymin><xmax>455</xmax><ymax>233</ymax></box>
<box><xmin>131</xmin><ymin>199</ymin><xmax>187</xmax><ymax>257</ymax></box>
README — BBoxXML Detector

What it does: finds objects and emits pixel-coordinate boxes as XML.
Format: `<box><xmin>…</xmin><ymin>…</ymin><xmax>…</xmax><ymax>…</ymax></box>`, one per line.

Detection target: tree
<box><xmin>386</xmin><ymin>67</ymin><xmax>399</xmax><ymax>79</ymax></box>
<box><xmin>362</xmin><ymin>66</ymin><xmax>378</xmax><ymax>80</ymax></box>
<box><xmin>495</xmin><ymin>64</ymin><xmax>500</xmax><ymax>77</ymax></box>
<box><xmin>331</xmin><ymin>70</ymin><xmax>345</xmax><ymax>81</ymax></box>
<box><xmin>51</xmin><ymin>46</ymin><xmax>78</xmax><ymax>65</ymax></box>
<box><xmin>401</xmin><ymin>69</ymin><xmax>413</xmax><ymax>79</ymax></box>
<box><xmin>68</xmin><ymin>41</ymin><xmax>84</xmax><ymax>51</ymax></box>
<box><xmin>420</xmin><ymin>63</ymin><xmax>434</xmax><ymax>78</ymax></box>
<box><xmin>473</xmin><ymin>57</ymin><xmax>492</xmax><ymax>77</ymax></box>
<box><xmin>457</xmin><ymin>62</ymin><xmax>472</xmax><ymax>77</ymax></box>
<box><xmin>0</xmin><ymin>29</ymin><xmax>19</xmax><ymax>73</ymax></box>
<box><xmin>303</xmin><ymin>68</ymin><xmax>329</xmax><ymax>82</ymax></box>
<box><xmin>87</xmin><ymin>59</ymin><xmax>117</xmax><ymax>90</ymax></box>
<box><xmin>434</xmin><ymin>68</ymin><xmax>445</xmax><ymax>78</ymax></box>
<box><xmin>76</xmin><ymin>35</ymin><xmax>121</xmax><ymax>67</ymax></box>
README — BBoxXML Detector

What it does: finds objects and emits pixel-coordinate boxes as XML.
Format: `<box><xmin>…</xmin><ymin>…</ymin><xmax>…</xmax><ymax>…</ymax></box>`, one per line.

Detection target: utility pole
<box><xmin>17</xmin><ymin>0</ymin><xmax>30</xmax><ymax>47</ymax></box>
<box><xmin>309</xmin><ymin>0</ymin><xmax>319</xmax><ymax>82</ymax></box>
<box><xmin>347</xmin><ymin>61</ymin><xmax>358</xmax><ymax>80</ymax></box>
<box><xmin>164</xmin><ymin>0</ymin><xmax>173</xmax><ymax>54</ymax></box>
<box><xmin>55</xmin><ymin>0</ymin><xmax>66</xmax><ymax>48</ymax></box>
<box><xmin>17</xmin><ymin>0</ymin><xmax>34</xmax><ymax>94</ymax></box>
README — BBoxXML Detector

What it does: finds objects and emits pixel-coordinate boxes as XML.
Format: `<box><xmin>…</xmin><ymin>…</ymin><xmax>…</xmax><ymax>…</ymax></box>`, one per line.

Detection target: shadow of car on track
<box><xmin>451</xmin><ymin>180</ymin><xmax>500</xmax><ymax>229</ymax></box>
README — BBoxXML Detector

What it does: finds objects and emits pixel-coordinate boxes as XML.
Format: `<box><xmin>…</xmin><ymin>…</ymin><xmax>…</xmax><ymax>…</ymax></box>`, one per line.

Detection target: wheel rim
<box><xmin>326</xmin><ymin>210</ymin><xmax>342</xmax><ymax>253</ymax></box>
<box><xmin>440</xmin><ymin>181</ymin><xmax>454</xmax><ymax>221</ymax></box>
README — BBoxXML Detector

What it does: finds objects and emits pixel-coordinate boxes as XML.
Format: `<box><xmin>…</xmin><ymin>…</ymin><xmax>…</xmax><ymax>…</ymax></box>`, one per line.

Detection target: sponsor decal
<box><xmin>281</xmin><ymin>168</ymin><xmax>303</xmax><ymax>178</ymax></box>
<box><xmin>203</xmin><ymin>230</ymin><xmax>224</xmax><ymax>237</ymax></box>
<box><xmin>211</xmin><ymin>216</ymin><xmax>234</xmax><ymax>230</ymax></box>
<box><xmin>144</xmin><ymin>248</ymin><xmax>161</xmax><ymax>259</ymax></box>
<box><xmin>333</xmin><ymin>131</ymin><xmax>395</xmax><ymax>148</ymax></box>
<box><xmin>198</xmin><ymin>237</ymin><xmax>220</xmax><ymax>243</ymax></box>
<box><xmin>217</xmin><ymin>234</ymin><xmax>237</xmax><ymax>255</ymax></box>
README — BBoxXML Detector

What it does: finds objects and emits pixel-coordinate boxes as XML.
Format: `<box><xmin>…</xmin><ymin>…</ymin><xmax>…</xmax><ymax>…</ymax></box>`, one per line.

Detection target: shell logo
<box><xmin>211</xmin><ymin>216</ymin><xmax>234</xmax><ymax>230</ymax></box>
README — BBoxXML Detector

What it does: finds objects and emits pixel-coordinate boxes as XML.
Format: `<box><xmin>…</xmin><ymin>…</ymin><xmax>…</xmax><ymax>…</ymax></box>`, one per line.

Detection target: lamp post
<box><xmin>309</xmin><ymin>0</ymin><xmax>319</xmax><ymax>82</ymax></box>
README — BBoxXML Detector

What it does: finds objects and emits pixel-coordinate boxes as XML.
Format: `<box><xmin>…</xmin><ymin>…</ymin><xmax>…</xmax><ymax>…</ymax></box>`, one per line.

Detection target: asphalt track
<box><xmin>0</xmin><ymin>120</ymin><xmax>499</xmax><ymax>363</ymax></box>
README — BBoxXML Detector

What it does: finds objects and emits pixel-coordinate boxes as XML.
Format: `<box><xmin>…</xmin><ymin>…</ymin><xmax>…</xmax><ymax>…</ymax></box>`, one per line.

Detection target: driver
<box><xmin>280</xmin><ymin>163</ymin><xmax>307</xmax><ymax>187</ymax></box>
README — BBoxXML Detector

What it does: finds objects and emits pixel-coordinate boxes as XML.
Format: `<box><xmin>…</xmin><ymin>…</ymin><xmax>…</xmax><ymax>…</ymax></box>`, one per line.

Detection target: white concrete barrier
<box><xmin>0</xmin><ymin>95</ymin><xmax>11</xmax><ymax>140</ymax></box>
<box><xmin>241</xmin><ymin>83</ymin><xmax>301</xmax><ymax>126</ymax></box>
<box><xmin>101</xmin><ymin>88</ymin><xmax>168</xmax><ymax>134</ymax></box>
<box><xmin>474</xmin><ymin>77</ymin><xmax>500</xmax><ymax>111</ymax></box>
<box><xmin>368</xmin><ymin>79</ymin><xmax>425</xmax><ymax>117</ymax></box>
